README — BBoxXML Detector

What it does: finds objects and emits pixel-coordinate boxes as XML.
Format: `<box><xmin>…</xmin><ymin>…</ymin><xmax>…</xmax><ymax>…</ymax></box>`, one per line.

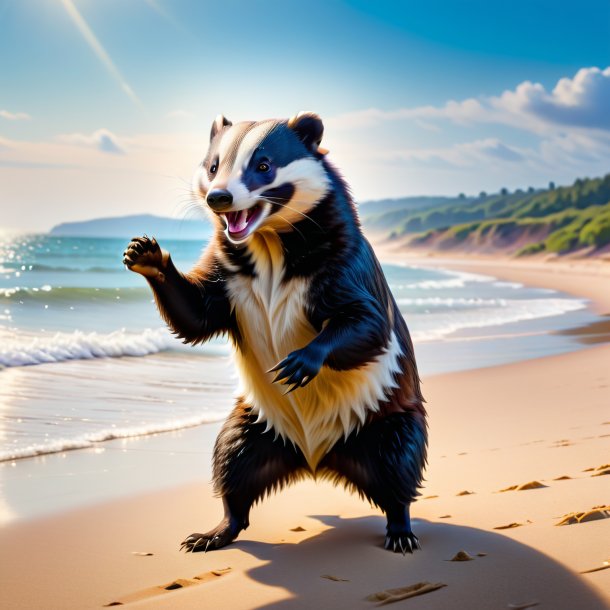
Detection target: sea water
<box><xmin>0</xmin><ymin>233</ymin><xmax>598</xmax><ymax>463</ymax></box>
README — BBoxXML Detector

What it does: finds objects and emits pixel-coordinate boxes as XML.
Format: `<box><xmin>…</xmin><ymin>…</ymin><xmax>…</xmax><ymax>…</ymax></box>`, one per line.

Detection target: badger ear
<box><xmin>287</xmin><ymin>111</ymin><xmax>324</xmax><ymax>153</ymax></box>
<box><xmin>210</xmin><ymin>114</ymin><xmax>232</xmax><ymax>141</ymax></box>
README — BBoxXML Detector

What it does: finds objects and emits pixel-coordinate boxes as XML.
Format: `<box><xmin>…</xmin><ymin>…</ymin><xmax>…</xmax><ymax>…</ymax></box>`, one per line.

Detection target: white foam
<box><xmin>0</xmin><ymin>412</ymin><xmax>227</xmax><ymax>462</ymax></box>
<box><xmin>392</xmin><ymin>269</ymin><xmax>497</xmax><ymax>290</ymax></box>
<box><xmin>493</xmin><ymin>281</ymin><xmax>524</xmax><ymax>289</ymax></box>
<box><xmin>398</xmin><ymin>296</ymin><xmax>507</xmax><ymax>308</ymax></box>
<box><xmin>0</xmin><ymin>328</ymin><xmax>176</xmax><ymax>367</ymax></box>
<box><xmin>410</xmin><ymin>297</ymin><xmax>587</xmax><ymax>342</ymax></box>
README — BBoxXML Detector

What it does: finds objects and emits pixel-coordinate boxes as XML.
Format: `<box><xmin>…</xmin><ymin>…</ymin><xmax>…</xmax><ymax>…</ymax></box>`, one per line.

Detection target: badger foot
<box><xmin>383</xmin><ymin>531</ymin><xmax>421</xmax><ymax>555</ymax></box>
<box><xmin>180</xmin><ymin>520</ymin><xmax>238</xmax><ymax>553</ymax></box>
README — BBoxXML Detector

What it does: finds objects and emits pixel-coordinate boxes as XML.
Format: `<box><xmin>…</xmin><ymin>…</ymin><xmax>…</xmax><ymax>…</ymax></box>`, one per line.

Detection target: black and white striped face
<box><xmin>194</xmin><ymin>112</ymin><xmax>330</xmax><ymax>244</ymax></box>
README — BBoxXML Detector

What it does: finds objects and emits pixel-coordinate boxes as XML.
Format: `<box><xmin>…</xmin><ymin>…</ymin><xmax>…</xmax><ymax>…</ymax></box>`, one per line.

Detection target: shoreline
<box><xmin>1</xmin><ymin>252</ymin><xmax>600</xmax><ymax>472</ymax></box>
<box><xmin>0</xmin><ymin>253</ymin><xmax>609</xmax><ymax>608</ymax></box>
<box><xmin>373</xmin><ymin>242</ymin><xmax>610</xmax><ymax>313</ymax></box>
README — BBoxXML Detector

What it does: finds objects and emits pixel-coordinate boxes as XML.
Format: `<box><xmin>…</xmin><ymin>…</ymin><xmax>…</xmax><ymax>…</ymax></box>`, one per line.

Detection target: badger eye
<box><xmin>210</xmin><ymin>163</ymin><xmax>218</xmax><ymax>175</ymax></box>
<box><xmin>257</xmin><ymin>161</ymin><xmax>270</xmax><ymax>172</ymax></box>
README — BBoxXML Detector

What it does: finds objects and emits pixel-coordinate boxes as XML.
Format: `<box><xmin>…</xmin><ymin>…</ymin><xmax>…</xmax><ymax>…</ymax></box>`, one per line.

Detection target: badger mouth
<box><xmin>221</xmin><ymin>202</ymin><xmax>266</xmax><ymax>242</ymax></box>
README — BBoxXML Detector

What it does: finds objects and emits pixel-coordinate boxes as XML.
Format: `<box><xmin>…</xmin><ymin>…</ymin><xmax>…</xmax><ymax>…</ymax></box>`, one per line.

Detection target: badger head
<box><xmin>194</xmin><ymin>112</ymin><xmax>330</xmax><ymax>244</ymax></box>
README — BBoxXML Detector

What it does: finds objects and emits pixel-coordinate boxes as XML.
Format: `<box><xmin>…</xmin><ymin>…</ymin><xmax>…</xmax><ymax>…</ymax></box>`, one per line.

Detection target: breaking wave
<box><xmin>0</xmin><ymin>412</ymin><xmax>227</xmax><ymax>462</ymax></box>
<box><xmin>0</xmin><ymin>328</ymin><xmax>176</xmax><ymax>367</ymax></box>
<box><xmin>408</xmin><ymin>297</ymin><xmax>587</xmax><ymax>342</ymax></box>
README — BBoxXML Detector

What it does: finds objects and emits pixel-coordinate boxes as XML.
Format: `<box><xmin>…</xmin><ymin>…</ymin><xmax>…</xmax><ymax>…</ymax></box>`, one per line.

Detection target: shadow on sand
<box><xmin>232</xmin><ymin>514</ymin><xmax>607</xmax><ymax>609</ymax></box>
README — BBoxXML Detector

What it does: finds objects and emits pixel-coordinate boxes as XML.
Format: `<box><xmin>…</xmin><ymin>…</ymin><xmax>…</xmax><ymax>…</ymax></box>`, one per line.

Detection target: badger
<box><xmin>123</xmin><ymin>112</ymin><xmax>427</xmax><ymax>554</ymax></box>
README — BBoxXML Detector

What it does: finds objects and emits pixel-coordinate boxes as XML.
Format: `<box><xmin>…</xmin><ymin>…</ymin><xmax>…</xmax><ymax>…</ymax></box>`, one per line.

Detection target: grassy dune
<box><xmin>362</xmin><ymin>174</ymin><xmax>610</xmax><ymax>256</ymax></box>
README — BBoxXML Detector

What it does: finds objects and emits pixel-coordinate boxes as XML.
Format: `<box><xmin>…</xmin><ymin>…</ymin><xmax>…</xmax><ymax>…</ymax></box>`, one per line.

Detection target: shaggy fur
<box><xmin>123</xmin><ymin>112</ymin><xmax>427</xmax><ymax>554</ymax></box>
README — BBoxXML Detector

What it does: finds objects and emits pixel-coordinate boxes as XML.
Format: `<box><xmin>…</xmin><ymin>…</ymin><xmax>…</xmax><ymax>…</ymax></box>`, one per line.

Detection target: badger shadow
<box><xmin>231</xmin><ymin>515</ymin><xmax>608</xmax><ymax>610</ymax></box>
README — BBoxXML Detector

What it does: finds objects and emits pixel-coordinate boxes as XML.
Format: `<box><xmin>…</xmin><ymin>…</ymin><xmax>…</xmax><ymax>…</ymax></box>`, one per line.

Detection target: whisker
<box><xmin>274</xmin><ymin>213</ymin><xmax>307</xmax><ymax>242</ymax></box>
<box><xmin>259</xmin><ymin>197</ymin><xmax>325</xmax><ymax>233</ymax></box>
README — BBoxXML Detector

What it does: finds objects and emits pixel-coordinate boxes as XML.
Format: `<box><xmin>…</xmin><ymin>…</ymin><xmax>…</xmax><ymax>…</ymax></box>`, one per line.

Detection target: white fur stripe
<box><xmin>228</xmin><ymin>238</ymin><xmax>403</xmax><ymax>469</ymax></box>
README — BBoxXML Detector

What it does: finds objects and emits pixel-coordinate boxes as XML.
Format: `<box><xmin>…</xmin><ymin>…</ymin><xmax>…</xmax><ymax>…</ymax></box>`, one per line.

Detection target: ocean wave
<box><xmin>397</xmin><ymin>296</ymin><xmax>507</xmax><ymax>308</ymax></box>
<box><xmin>410</xmin><ymin>297</ymin><xmax>587</xmax><ymax>342</ymax></box>
<box><xmin>391</xmin><ymin>269</ymin><xmax>496</xmax><ymax>290</ymax></box>
<box><xmin>0</xmin><ymin>285</ymin><xmax>150</xmax><ymax>303</ymax></box>
<box><xmin>493</xmin><ymin>281</ymin><xmax>524</xmax><ymax>289</ymax></box>
<box><xmin>0</xmin><ymin>412</ymin><xmax>227</xmax><ymax>462</ymax></box>
<box><xmin>0</xmin><ymin>328</ymin><xmax>175</xmax><ymax>367</ymax></box>
<box><xmin>22</xmin><ymin>264</ymin><xmax>121</xmax><ymax>273</ymax></box>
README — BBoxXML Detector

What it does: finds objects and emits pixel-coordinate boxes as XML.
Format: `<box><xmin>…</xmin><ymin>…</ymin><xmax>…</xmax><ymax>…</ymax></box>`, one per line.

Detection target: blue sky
<box><xmin>1</xmin><ymin>0</ymin><xmax>609</xmax><ymax>230</ymax></box>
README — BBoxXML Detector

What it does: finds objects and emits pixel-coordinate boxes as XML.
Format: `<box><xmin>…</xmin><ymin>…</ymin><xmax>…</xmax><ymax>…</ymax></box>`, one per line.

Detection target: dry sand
<box><xmin>0</xmin><ymin>253</ymin><xmax>609</xmax><ymax>609</ymax></box>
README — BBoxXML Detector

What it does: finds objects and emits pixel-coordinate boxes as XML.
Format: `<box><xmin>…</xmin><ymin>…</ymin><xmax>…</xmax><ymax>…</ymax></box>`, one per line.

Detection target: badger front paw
<box><xmin>123</xmin><ymin>236</ymin><xmax>167</xmax><ymax>280</ymax></box>
<box><xmin>269</xmin><ymin>344</ymin><xmax>325</xmax><ymax>393</ymax></box>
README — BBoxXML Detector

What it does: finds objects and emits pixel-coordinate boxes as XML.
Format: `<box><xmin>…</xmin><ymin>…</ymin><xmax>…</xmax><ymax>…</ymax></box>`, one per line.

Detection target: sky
<box><xmin>0</xmin><ymin>0</ymin><xmax>609</xmax><ymax>231</ymax></box>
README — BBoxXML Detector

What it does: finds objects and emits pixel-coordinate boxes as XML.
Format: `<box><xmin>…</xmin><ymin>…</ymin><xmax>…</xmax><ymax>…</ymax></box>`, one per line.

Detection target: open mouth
<box><xmin>221</xmin><ymin>203</ymin><xmax>265</xmax><ymax>241</ymax></box>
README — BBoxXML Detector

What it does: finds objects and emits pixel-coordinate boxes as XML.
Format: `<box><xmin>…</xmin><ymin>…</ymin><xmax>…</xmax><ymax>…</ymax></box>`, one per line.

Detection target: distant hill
<box><xmin>359</xmin><ymin>196</ymin><xmax>470</xmax><ymax>231</ymax></box>
<box><xmin>50</xmin><ymin>214</ymin><xmax>212</xmax><ymax>240</ymax></box>
<box><xmin>363</xmin><ymin>174</ymin><xmax>610</xmax><ymax>256</ymax></box>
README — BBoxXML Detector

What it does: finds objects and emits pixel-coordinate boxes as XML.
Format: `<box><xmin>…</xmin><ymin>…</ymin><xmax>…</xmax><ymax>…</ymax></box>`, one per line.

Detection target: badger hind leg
<box><xmin>320</xmin><ymin>411</ymin><xmax>427</xmax><ymax>554</ymax></box>
<box><xmin>181</xmin><ymin>401</ymin><xmax>307</xmax><ymax>552</ymax></box>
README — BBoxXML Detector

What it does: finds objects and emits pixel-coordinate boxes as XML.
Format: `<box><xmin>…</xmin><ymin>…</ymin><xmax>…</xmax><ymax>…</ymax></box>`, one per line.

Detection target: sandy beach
<box><xmin>0</xmin><ymin>254</ymin><xmax>609</xmax><ymax>610</ymax></box>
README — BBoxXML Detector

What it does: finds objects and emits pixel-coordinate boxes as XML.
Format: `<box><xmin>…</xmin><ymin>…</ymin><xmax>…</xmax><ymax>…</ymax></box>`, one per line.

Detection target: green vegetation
<box><xmin>360</xmin><ymin>174</ymin><xmax>610</xmax><ymax>256</ymax></box>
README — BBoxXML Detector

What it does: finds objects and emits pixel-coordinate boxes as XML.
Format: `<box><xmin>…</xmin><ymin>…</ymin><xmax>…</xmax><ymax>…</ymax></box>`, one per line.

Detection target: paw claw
<box><xmin>384</xmin><ymin>532</ymin><xmax>419</xmax><ymax>554</ymax></box>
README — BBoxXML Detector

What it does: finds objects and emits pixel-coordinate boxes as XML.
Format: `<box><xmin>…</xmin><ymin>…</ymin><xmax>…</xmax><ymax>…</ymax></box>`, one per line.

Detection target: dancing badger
<box><xmin>123</xmin><ymin>113</ymin><xmax>427</xmax><ymax>554</ymax></box>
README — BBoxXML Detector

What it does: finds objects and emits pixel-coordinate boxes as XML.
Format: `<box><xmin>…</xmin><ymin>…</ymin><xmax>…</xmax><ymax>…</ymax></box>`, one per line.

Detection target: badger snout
<box><xmin>206</xmin><ymin>189</ymin><xmax>233</xmax><ymax>211</ymax></box>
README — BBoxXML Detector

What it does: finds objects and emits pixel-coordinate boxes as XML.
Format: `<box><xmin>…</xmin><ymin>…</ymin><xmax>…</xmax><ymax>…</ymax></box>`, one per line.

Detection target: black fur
<box><xmin>124</xmin><ymin>116</ymin><xmax>427</xmax><ymax>554</ymax></box>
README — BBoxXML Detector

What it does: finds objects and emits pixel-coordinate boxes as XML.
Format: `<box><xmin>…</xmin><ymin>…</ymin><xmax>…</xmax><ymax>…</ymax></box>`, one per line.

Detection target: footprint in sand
<box><xmin>550</xmin><ymin>439</ymin><xmax>572</xmax><ymax>448</ymax></box>
<box><xmin>493</xmin><ymin>522</ymin><xmax>524</xmax><ymax>530</ymax></box>
<box><xmin>456</xmin><ymin>490</ymin><xmax>475</xmax><ymax>496</ymax></box>
<box><xmin>498</xmin><ymin>481</ymin><xmax>548</xmax><ymax>492</ymax></box>
<box><xmin>556</xmin><ymin>505</ymin><xmax>610</xmax><ymax>526</ymax></box>
<box><xmin>365</xmin><ymin>582</ymin><xmax>447</xmax><ymax>603</ymax></box>
<box><xmin>583</xmin><ymin>463</ymin><xmax>610</xmax><ymax>475</ymax></box>
<box><xmin>590</xmin><ymin>463</ymin><xmax>610</xmax><ymax>477</ymax></box>
<box><xmin>104</xmin><ymin>567</ymin><xmax>232</xmax><ymax>606</ymax></box>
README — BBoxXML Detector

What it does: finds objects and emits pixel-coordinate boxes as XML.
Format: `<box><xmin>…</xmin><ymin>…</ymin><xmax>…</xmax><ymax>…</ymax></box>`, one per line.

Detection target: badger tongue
<box><xmin>226</xmin><ymin>210</ymin><xmax>249</xmax><ymax>234</ymax></box>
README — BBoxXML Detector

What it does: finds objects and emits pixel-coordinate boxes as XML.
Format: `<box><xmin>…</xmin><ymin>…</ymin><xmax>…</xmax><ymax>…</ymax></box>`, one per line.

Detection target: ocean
<box><xmin>0</xmin><ymin>233</ymin><xmax>599</xmax><ymax>465</ymax></box>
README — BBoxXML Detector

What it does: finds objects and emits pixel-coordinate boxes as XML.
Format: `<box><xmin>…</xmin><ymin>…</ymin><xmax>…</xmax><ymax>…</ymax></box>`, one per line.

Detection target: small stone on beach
<box><xmin>321</xmin><ymin>574</ymin><xmax>349</xmax><ymax>582</ymax></box>
<box><xmin>447</xmin><ymin>550</ymin><xmax>474</xmax><ymax>561</ymax></box>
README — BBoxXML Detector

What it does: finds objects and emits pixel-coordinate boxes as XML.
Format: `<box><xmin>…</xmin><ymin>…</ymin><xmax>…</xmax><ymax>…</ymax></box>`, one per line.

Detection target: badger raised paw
<box><xmin>123</xmin><ymin>236</ymin><xmax>168</xmax><ymax>280</ymax></box>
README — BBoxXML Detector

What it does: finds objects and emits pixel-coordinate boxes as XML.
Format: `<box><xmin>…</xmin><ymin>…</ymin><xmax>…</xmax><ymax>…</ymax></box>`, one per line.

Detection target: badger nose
<box><xmin>207</xmin><ymin>189</ymin><xmax>233</xmax><ymax>211</ymax></box>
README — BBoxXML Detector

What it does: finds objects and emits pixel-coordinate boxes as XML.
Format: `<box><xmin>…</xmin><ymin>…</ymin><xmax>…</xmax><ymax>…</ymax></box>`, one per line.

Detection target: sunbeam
<box><xmin>59</xmin><ymin>0</ymin><xmax>141</xmax><ymax>105</ymax></box>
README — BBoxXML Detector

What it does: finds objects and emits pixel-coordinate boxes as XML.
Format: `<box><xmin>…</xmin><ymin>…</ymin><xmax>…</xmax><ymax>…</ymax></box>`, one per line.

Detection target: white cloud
<box><xmin>0</xmin><ymin>136</ymin><xmax>13</xmax><ymax>150</ymax></box>
<box><xmin>0</xmin><ymin>110</ymin><xmax>31</xmax><ymax>121</ymax></box>
<box><xmin>329</xmin><ymin>66</ymin><xmax>610</xmax><ymax>134</ymax></box>
<box><xmin>379</xmin><ymin>138</ymin><xmax>525</xmax><ymax>169</ymax></box>
<box><xmin>58</xmin><ymin>128</ymin><xmax>126</xmax><ymax>154</ymax></box>
<box><xmin>167</xmin><ymin>109</ymin><xmax>196</xmax><ymax>119</ymax></box>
